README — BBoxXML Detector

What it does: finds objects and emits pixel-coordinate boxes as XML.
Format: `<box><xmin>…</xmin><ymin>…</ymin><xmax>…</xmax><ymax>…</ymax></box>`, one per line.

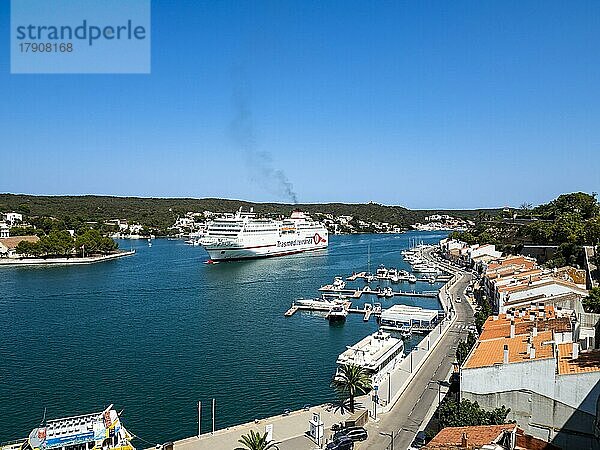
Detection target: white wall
<box><xmin>462</xmin><ymin>357</ymin><xmax>600</xmax><ymax>417</ymax></box>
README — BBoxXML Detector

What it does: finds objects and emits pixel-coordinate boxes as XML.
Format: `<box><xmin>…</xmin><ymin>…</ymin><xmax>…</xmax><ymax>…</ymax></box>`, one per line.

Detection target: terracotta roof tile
<box><xmin>464</xmin><ymin>330</ymin><xmax>554</xmax><ymax>369</ymax></box>
<box><xmin>425</xmin><ymin>424</ymin><xmax>516</xmax><ymax>449</ymax></box>
<box><xmin>0</xmin><ymin>235</ymin><xmax>39</xmax><ymax>249</ymax></box>
<box><xmin>557</xmin><ymin>343</ymin><xmax>600</xmax><ymax>376</ymax></box>
<box><xmin>479</xmin><ymin>307</ymin><xmax>571</xmax><ymax>341</ymax></box>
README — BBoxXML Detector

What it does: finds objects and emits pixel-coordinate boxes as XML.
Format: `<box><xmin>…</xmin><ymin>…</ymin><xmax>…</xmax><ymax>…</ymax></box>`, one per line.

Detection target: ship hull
<box><xmin>204</xmin><ymin>241</ymin><xmax>327</xmax><ymax>261</ymax></box>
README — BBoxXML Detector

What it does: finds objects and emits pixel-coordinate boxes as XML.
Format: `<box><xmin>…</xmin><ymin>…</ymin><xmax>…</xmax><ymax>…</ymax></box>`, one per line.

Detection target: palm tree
<box><xmin>235</xmin><ymin>430</ymin><xmax>278</xmax><ymax>450</ymax></box>
<box><xmin>331</xmin><ymin>363</ymin><xmax>372</xmax><ymax>413</ymax></box>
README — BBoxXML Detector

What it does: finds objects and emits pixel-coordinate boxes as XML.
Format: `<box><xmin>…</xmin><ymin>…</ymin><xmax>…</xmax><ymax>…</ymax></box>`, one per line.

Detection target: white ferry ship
<box><xmin>199</xmin><ymin>208</ymin><xmax>328</xmax><ymax>261</ymax></box>
<box><xmin>336</xmin><ymin>330</ymin><xmax>405</xmax><ymax>385</ymax></box>
<box><xmin>1</xmin><ymin>405</ymin><xmax>135</xmax><ymax>450</ymax></box>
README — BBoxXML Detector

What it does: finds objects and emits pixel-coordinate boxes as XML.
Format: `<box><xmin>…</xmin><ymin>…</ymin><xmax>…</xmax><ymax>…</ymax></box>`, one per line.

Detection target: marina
<box><xmin>284</xmin><ymin>302</ymin><xmax>383</xmax><ymax>321</ymax></box>
<box><xmin>284</xmin><ymin>249</ymin><xmax>448</xmax><ymax>341</ymax></box>
<box><xmin>346</xmin><ymin>270</ymin><xmax>451</xmax><ymax>284</ymax></box>
<box><xmin>317</xmin><ymin>285</ymin><xmax>439</xmax><ymax>298</ymax></box>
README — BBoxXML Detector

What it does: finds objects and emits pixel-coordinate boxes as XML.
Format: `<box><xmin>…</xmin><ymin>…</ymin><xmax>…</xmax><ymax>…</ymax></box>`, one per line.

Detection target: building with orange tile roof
<box><xmin>460</xmin><ymin>304</ymin><xmax>600</xmax><ymax>450</ymax></box>
<box><xmin>424</xmin><ymin>424</ymin><xmax>560</xmax><ymax>449</ymax></box>
<box><xmin>480</xmin><ymin>254</ymin><xmax>587</xmax><ymax>313</ymax></box>
<box><xmin>0</xmin><ymin>235</ymin><xmax>40</xmax><ymax>258</ymax></box>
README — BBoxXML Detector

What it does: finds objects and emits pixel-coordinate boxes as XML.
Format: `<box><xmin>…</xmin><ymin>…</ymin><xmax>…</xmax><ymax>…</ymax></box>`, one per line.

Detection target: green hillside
<box><xmin>0</xmin><ymin>193</ymin><xmax>500</xmax><ymax>232</ymax></box>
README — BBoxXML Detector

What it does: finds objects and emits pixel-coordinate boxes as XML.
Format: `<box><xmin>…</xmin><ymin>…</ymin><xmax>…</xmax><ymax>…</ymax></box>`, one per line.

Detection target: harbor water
<box><xmin>0</xmin><ymin>231</ymin><xmax>447</xmax><ymax>444</ymax></box>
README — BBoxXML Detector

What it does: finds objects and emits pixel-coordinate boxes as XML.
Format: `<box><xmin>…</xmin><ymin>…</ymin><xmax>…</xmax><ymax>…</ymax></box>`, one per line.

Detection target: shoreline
<box><xmin>0</xmin><ymin>250</ymin><xmax>136</xmax><ymax>266</ymax></box>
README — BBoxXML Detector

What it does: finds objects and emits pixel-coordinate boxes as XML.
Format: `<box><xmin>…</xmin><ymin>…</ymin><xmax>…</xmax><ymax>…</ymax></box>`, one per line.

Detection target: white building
<box><xmin>174</xmin><ymin>217</ymin><xmax>194</xmax><ymax>228</ymax></box>
<box><xmin>425</xmin><ymin>214</ymin><xmax>452</xmax><ymax>222</ymax></box>
<box><xmin>467</xmin><ymin>244</ymin><xmax>503</xmax><ymax>264</ymax></box>
<box><xmin>128</xmin><ymin>224</ymin><xmax>143</xmax><ymax>235</ymax></box>
<box><xmin>2</xmin><ymin>212</ymin><xmax>23</xmax><ymax>226</ymax></box>
<box><xmin>0</xmin><ymin>236</ymin><xmax>40</xmax><ymax>258</ymax></box>
<box><xmin>0</xmin><ymin>223</ymin><xmax>9</xmax><ymax>238</ymax></box>
<box><xmin>380</xmin><ymin>304</ymin><xmax>441</xmax><ymax>331</ymax></box>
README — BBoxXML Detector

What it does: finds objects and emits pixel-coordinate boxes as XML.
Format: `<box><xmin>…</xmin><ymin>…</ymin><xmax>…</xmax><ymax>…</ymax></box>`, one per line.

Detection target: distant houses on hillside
<box><xmin>412</xmin><ymin>214</ymin><xmax>473</xmax><ymax>232</ymax></box>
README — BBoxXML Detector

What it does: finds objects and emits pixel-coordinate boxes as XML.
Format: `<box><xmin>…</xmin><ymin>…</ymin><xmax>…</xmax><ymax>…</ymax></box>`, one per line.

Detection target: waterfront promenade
<box><xmin>170</xmin><ymin>404</ymin><xmax>349</xmax><ymax>450</ymax></box>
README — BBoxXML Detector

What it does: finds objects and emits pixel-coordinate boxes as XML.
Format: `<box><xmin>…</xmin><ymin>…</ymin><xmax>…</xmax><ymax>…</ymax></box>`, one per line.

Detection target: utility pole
<box><xmin>212</xmin><ymin>398</ymin><xmax>216</xmax><ymax>434</ymax></box>
<box><xmin>197</xmin><ymin>401</ymin><xmax>201</xmax><ymax>437</ymax></box>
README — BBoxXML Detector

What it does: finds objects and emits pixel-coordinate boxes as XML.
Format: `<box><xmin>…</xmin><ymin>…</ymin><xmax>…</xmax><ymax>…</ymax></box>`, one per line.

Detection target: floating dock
<box><xmin>284</xmin><ymin>303</ymin><xmax>382</xmax><ymax>321</ymax></box>
<box><xmin>346</xmin><ymin>271</ymin><xmax>451</xmax><ymax>283</ymax></box>
<box><xmin>317</xmin><ymin>286</ymin><xmax>438</xmax><ymax>298</ymax></box>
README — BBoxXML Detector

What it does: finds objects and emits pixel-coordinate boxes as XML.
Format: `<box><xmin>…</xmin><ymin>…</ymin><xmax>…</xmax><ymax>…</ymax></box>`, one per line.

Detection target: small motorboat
<box><xmin>326</xmin><ymin>304</ymin><xmax>348</xmax><ymax>322</ymax></box>
<box><xmin>364</xmin><ymin>273</ymin><xmax>377</xmax><ymax>283</ymax></box>
<box><xmin>332</xmin><ymin>276</ymin><xmax>346</xmax><ymax>290</ymax></box>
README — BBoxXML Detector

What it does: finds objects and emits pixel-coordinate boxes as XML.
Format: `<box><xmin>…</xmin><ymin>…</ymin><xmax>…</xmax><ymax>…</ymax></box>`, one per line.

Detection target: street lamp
<box><xmin>379</xmin><ymin>431</ymin><xmax>394</xmax><ymax>450</ymax></box>
<box><xmin>434</xmin><ymin>380</ymin><xmax>452</xmax><ymax>431</ymax></box>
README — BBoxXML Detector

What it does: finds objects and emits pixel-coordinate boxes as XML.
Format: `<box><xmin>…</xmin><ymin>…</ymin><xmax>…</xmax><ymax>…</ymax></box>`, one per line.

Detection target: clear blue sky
<box><xmin>1</xmin><ymin>1</ymin><xmax>599</xmax><ymax>209</ymax></box>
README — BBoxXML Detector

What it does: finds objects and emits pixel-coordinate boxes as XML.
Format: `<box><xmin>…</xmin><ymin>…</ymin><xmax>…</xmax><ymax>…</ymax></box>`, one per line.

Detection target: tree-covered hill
<box><xmin>0</xmin><ymin>193</ymin><xmax>500</xmax><ymax>231</ymax></box>
<box><xmin>449</xmin><ymin>192</ymin><xmax>600</xmax><ymax>268</ymax></box>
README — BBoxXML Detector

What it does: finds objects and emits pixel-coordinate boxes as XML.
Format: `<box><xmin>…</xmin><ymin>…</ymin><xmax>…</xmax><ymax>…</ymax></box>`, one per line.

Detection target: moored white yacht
<box><xmin>336</xmin><ymin>330</ymin><xmax>405</xmax><ymax>384</ymax></box>
<box><xmin>326</xmin><ymin>304</ymin><xmax>348</xmax><ymax>322</ymax></box>
<box><xmin>295</xmin><ymin>295</ymin><xmax>347</xmax><ymax>308</ymax></box>
<box><xmin>332</xmin><ymin>276</ymin><xmax>346</xmax><ymax>290</ymax></box>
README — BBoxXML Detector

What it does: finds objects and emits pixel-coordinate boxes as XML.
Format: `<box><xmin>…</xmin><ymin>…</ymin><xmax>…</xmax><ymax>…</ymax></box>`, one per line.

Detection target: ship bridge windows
<box><xmin>243</xmin><ymin>227</ymin><xmax>278</xmax><ymax>232</ymax></box>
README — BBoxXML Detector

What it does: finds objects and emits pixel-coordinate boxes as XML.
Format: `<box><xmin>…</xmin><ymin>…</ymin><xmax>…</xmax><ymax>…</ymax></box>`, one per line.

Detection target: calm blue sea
<box><xmin>0</xmin><ymin>231</ymin><xmax>447</xmax><ymax>444</ymax></box>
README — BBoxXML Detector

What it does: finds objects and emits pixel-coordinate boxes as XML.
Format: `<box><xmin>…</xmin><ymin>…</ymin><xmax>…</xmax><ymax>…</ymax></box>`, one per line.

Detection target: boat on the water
<box><xmin>364</xmin><ymin>273</ymin><xmax>377</xmax><ymax>283</ymax></box>
<box><xmin>199</xmin><ymin>208</ymin><xmax>328</xmax><ymax>261</ymax></box>
<box><xmin>408</xmin><ymin>274</ymin><xmax>417</xmax><ymax>283</ymax></box>
<box><xmin>332</xmin><ymin>276</ymin><xmax>346</xmax><ymax>290</ymax></box>
<box><xmin>326</xmin><ymin>304</ymin><xmax>348</xmax><ymax>322</ymax></box>
<box><xmin>295</xmin><ymin>295</ymin><xmax>346</xmax><ymax>308</ymax></box>
<box><xmin>377</xmin><ymin>286</ymin><xmax>394</xmax><ymax>298</ymax></box>
<box><xmin>0</xmin><ymin>405</ymin><xmax>135</xmax><ymax>450</ymax></box>
<box><xmin>336</xmin><ymin>330</ymin><xmax>405</xmax><ymax>384</ymax></box>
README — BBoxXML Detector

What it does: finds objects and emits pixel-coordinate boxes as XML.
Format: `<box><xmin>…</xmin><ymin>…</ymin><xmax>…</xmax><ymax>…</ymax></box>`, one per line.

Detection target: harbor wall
<box><xmin>0</xmin><ymin>250</ymin><xmax>135</xmax><ymax>266</ymax></box>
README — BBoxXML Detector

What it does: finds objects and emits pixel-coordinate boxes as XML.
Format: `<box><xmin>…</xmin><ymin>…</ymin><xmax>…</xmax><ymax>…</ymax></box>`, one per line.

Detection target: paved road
<box><xmin>363</xmin><ymin>253</ymin><xmax>474</xmax><ymax>450</ymax></box>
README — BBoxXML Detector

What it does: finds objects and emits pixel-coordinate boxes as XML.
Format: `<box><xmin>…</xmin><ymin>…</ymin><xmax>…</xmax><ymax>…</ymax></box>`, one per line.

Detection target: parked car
<box><xmin>408</xmin><ymin>430</ymin><xmax>426</xmax><ymax>449</ymax></box>
<box><xmin>335</xmin><ymin>426</ymin><xmax>368</xmax><ymax>442</ymax></box>
<box><xmin>326</xmin><ymin>435</ymin><xmax>354</xmax><ymax>450</ymax></box>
